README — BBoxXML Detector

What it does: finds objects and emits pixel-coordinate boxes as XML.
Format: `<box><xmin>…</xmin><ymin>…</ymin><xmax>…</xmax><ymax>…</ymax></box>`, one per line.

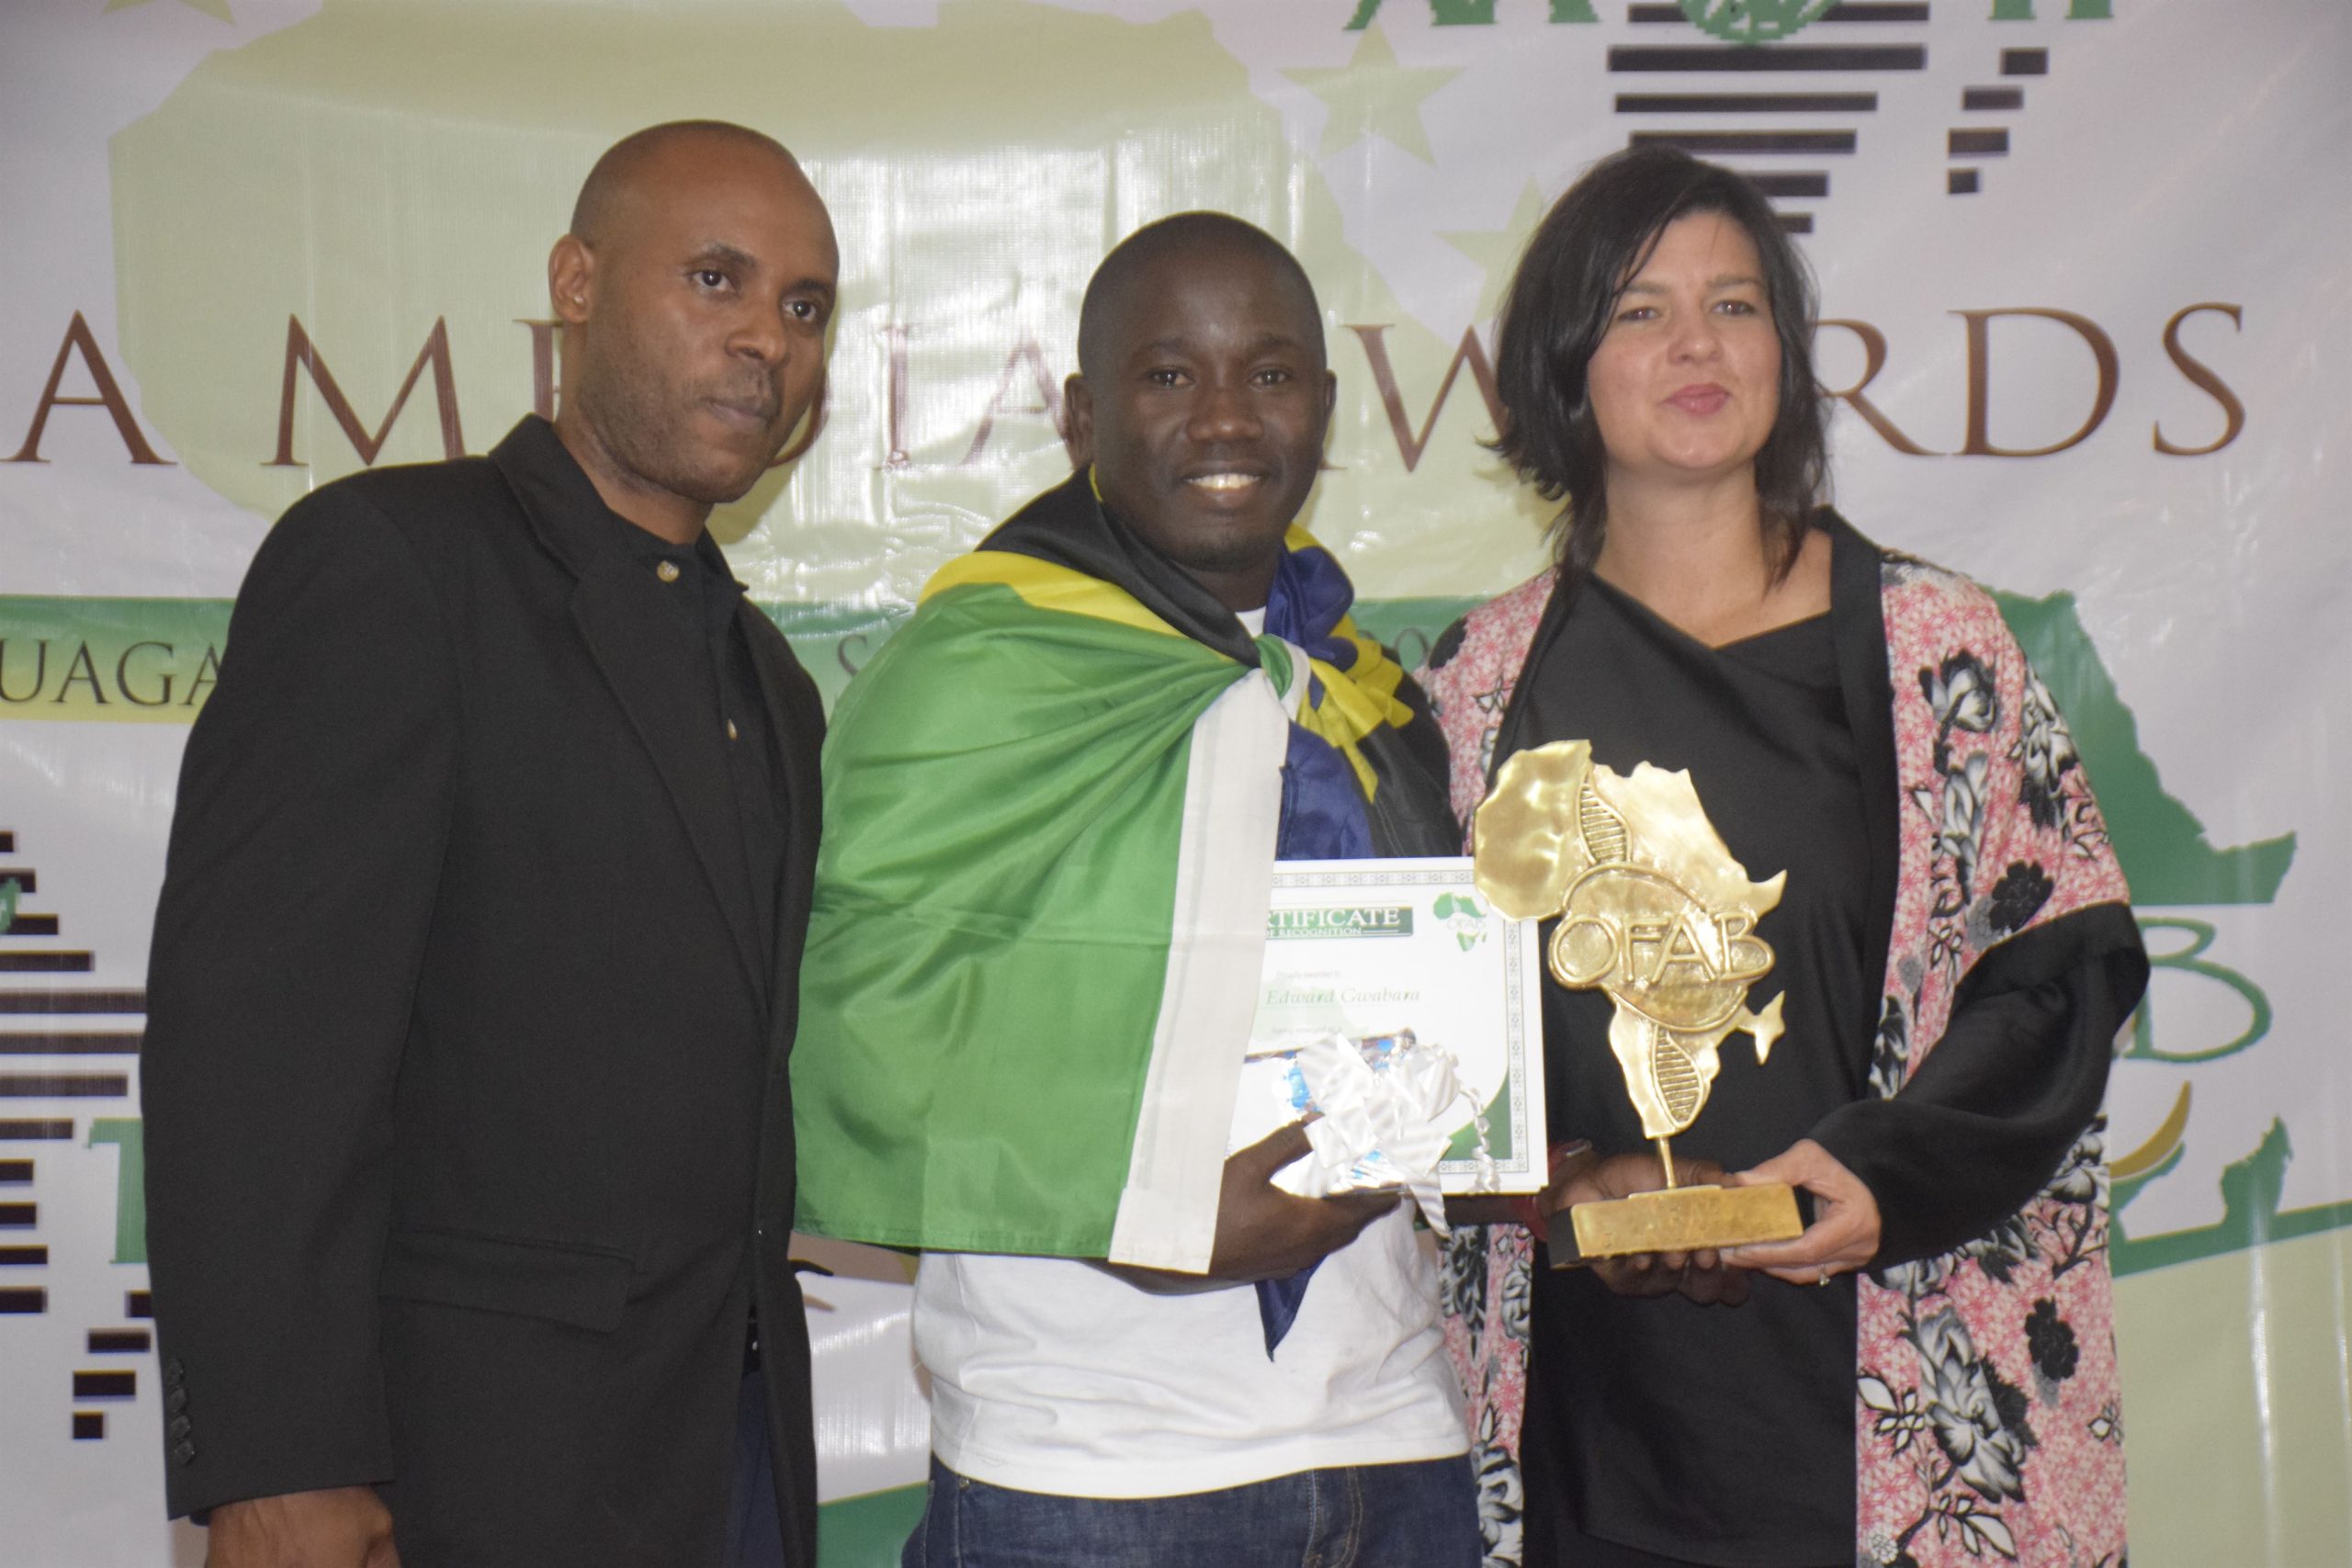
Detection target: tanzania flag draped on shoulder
<box><xmin>792</xmin><ymin>469</ymin><xmax>1449</xmax><ymax>1273</ymax></box>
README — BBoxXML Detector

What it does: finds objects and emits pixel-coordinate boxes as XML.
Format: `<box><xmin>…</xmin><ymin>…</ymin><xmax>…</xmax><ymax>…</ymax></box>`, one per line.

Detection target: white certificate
<box><xmin>1230</xmin><ymin>856</ymin><xmax>1547</xmax><ymax>1195</ymax></box>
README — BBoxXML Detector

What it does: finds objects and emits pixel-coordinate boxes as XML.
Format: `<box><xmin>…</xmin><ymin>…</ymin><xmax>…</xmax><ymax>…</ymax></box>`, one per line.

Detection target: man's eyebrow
<box><xmin>685</xmin><ymin>242</ymin><xmax>758</xmax><ymax>272</ymax></box>
<box><xmin>1128</xmin><ymin>331</ymin><xmax>1309</xmax><ymax>359</ymax></box>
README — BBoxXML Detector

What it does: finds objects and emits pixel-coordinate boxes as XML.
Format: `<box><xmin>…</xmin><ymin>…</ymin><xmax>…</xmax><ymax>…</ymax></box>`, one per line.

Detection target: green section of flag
<box><xmin>792</xmin><ymin>578</ymin><xmax>1246</xmax><ymax>1256</ymax></box>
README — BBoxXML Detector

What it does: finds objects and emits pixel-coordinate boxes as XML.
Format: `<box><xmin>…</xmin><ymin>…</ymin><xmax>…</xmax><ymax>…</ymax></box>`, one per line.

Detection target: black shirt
<box><xmin>1516</xmin><ymin>573</ymin><xmax>1870</xmax><ymax>1566</ymax></box>
<box><xmin>607</xmin><ymin>517</ymin><xmax>786</xmax><ymax>998</ymax></box>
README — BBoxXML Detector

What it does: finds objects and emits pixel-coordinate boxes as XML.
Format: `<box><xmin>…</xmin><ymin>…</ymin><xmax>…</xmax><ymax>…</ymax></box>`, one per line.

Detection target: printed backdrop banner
<box><xmin>2</xmin><ymin>1</ymin><xmax>2346</xmax><ymax>1562</ymax></box>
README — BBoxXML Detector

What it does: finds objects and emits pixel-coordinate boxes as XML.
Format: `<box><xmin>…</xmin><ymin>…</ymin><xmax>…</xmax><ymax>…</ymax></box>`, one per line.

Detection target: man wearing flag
<box><xmin>792</xmin><ymin>214</ymin><xmax>1478</xmax><ymax>1565</ymax></box>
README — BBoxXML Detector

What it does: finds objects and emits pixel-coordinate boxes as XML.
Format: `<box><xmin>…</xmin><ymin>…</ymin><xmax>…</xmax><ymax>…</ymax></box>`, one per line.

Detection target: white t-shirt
<box><xmin>917</xmin><ymin>602</ymin><xmax>1464</xmax><ymax>1496</ymax></box>
<box><xmin>913</xmin><ymin>1207</ymin><xmax>1468</xmax><ymax>1498</ymax></box>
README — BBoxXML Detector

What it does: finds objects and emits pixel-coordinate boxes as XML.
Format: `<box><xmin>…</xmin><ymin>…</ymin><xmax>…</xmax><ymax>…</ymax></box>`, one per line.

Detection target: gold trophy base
<box><xmin>1548</xmin><ymin>1181</ymin><xmax>1803</xmax><ymax>1265</ymax></box>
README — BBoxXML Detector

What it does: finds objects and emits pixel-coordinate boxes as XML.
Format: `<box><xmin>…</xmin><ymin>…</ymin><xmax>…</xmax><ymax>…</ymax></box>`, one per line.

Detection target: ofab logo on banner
<box><xmin>0</xmin><ymin>1</ymin><xmax>2341</xmax><ymax>1562</ymax></box>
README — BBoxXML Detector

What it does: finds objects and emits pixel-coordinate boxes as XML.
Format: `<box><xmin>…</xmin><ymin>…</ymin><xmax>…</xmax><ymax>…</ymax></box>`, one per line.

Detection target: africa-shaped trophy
<box><xmin>1473</xmin><ymin>739</ymin><xmax>1804</xmax><ymax>1261</ymax></box>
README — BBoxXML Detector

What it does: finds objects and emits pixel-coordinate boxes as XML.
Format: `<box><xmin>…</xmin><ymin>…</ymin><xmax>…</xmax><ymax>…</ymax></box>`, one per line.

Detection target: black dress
<box><xmin>1511</xmin><ymin>569</ymin><xmax>1873</xmax><ymax>1568</ymax></box>
<box><xmin>1494</xmin><ymin>516</ymin><xmax>2145</xmax><ymax>1568</ymax></box>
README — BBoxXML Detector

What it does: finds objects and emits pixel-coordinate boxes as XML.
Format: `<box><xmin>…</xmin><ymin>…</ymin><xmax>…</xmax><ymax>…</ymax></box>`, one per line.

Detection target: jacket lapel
<box><xmin>741</xmin><ymin>606</ymin><xmax>824</xmax><ymax>1036</ymax></box>
<box><xmin>490</xmin><ymin>419</ymin><xmax>769</xmax><ymax>1003</ymax></box>
<box><xmin>571</xmin><ymin>559</ymin><xmax>769</xmax><ymax>998</ymax></box>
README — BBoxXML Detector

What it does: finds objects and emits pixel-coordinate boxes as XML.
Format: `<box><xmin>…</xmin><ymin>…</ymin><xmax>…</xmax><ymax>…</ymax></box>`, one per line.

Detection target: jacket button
<box><xmin>172</xmin><ymin>1440</ymin><xmax>197</xmax><ymax>1466</ymax></box>
<box><xmin>164</xmin><ymin>1358</ymin><xmax>186</xmax><ymax>1383</ymax></box>
<box><xmin>167</xmin><ymin>1387</ymin><xmax>188</xmax><ymax>1414</ymax></box>
<box><xmin>169</xmin><ymin>1415</ymin><xmax>192</xmax><ymax>1439</ymax></box>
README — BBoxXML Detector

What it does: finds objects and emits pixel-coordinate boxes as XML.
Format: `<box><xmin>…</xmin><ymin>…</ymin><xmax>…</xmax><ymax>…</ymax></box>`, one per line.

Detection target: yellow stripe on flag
<box><xmin>920</xmin><ymin>553</ymin><xmax>1188</xmax><ymax>641</ymax></box>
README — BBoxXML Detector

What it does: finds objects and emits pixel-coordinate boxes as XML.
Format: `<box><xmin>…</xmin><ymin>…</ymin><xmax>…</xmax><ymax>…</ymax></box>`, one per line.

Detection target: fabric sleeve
<box><xmin>1810</xmin><ymin>902</ymin><xmax>2148</xmax><ymax>1268</ymax></box>
<box><xmin>141</xmin><ymin>486</ymin><xmax>458</xmax><ymax>1518</ymax></box>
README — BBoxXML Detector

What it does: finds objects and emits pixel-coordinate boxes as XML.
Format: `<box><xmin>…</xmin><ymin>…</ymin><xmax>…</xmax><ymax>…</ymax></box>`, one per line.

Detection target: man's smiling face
<box><xmin>1067</xmin><ymin>236</ymin><xmax>1336</xmax><ymax>613</ymax></box>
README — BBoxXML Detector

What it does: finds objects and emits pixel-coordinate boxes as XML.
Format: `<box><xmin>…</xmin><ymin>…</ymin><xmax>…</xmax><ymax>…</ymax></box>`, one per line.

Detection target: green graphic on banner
<box><xmin>0</xmin><ymin>597</ymin><xmax>223</xmax><ymax>722</ymax></box>
<box><xmin>2124</xmin><ymin>918</ymin><xmax>2270</xmax><ymax>1065</ymax></box>
<box><xmin>2115</xmin><ymin>1119</ymin><xmax>2352</xmax><ymax>1277</ymax></box>
<box><xmin>1680</xmin><ymin>0</ymin><xmax>1838</xmax><ymax>46</ymax></box>
<box><xmin>87</xmin><ymin>1120</ymin><xmax>147</xmax><ymax>1268</ymax></box>
<box><xmin>1978</xmin><ymin>594</ymin><xmax>2302</xmax><ymax>1277</ymax></box>
<box><xmin>1996</xmin><ymin>590</ymin><xmax>2295</xmax><ymax>906</ymax></box>
<box><xmin>2101</xmin><ymin>911</ymin><xmax>2330</xmax><ymax>1281</ymax></box>
<box><xmin>1346</xmin><ymin>0</ymin><xmax>1600</xmax><ymax>28</ymax></box>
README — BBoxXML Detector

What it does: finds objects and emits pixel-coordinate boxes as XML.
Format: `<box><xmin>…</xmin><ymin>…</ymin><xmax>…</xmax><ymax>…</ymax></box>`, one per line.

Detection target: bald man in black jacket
<box><xmin>142</xmin><ymin>121</ymin><xmax>837</xmax><ymax>1568</ymax></box>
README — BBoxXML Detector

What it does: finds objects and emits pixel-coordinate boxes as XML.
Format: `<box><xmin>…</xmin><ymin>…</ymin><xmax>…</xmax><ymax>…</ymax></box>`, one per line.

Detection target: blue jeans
<box><xmin>902</xmin><ymin>1454</ymin><xmax>1480</xmax><ymax>1568</ymax></box>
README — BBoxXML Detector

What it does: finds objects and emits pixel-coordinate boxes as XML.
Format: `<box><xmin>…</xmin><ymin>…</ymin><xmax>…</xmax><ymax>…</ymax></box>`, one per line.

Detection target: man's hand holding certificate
<box><xmin>1229</xmin><ymin>858</ymin><xmax>1547</xmax><ymax>1227</ymax></box>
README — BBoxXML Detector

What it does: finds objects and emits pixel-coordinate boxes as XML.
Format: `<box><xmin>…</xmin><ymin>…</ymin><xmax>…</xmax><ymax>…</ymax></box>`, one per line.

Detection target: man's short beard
<box><xmin>1180</xmin><ymin>535</ymin><xmax>1289</xmax><ymax>575</ymax></box>
<box><xmin>574</xmin><ymin>351</ymin><xmax>770</xmax><ymax>509</ymax></box>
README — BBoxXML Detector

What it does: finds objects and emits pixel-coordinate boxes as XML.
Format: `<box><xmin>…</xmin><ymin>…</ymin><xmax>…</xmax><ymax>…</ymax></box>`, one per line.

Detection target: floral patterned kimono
<box><xmin>1421</xmin><ymin>515</ymin><xmax>2147</xmax><ymax>1568</ymax></box>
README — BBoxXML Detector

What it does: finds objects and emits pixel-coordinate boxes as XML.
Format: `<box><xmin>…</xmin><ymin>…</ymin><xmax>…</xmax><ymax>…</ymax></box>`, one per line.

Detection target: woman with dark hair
<box><xmin>1424</xmin><ymin>147</ymin><xmax>2147</xmax><ymax>1568</ymax></box>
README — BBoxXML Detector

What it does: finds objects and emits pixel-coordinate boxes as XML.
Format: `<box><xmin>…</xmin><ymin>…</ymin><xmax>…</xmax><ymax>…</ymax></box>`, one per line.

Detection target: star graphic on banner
<box><xmin>1283</xmin><ymin>24</ymin><xmax>1458</xmax><ymax>164</ymax></box>
<box><xmin>104</xmin><ymin>0</ymin><xmax>236</xmax><ymax>20</ymax></box>
<box><xmin>1442</xmin><ymin>180</ymin><xmax>1555</xmax><ymax>323</ymax></box>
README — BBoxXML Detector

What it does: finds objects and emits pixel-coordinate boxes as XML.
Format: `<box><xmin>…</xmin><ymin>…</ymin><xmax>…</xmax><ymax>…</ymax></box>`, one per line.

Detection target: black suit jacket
<box><xmin>142</xmin><ymin>417</ymin><xmax>822</xmax><ymax>1567</ymax></box>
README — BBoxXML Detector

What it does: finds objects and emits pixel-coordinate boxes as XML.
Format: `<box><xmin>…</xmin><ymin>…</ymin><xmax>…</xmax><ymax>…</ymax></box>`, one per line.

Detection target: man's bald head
<box><xmin>548</xmin><ymin>121</ymin><xmax>837</xmax><ymax>543</ymax></box>
<box><xmin>1075</xmin><ymin>212</ymin><xmax>1322</xmax><ymax>382</ymax></box>
<box><xmin>570</xmin><ymin>120</ymin><xmax>804</xmax><ymax>248</ymax></box>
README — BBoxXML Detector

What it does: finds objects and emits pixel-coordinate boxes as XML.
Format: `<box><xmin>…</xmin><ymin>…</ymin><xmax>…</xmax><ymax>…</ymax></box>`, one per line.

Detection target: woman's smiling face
<box><xmin>1584</xmin><ymin>209</ymin><xmax>1782</xmax><ymax>497</ymax></box>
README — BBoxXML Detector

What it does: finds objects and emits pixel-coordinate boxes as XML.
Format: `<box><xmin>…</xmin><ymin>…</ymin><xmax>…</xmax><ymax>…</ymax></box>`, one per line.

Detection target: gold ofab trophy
<box><xmin>1474</xmin><ymin>740</ymin><xmax>1804</xmax><ymax>1263</ymax></box>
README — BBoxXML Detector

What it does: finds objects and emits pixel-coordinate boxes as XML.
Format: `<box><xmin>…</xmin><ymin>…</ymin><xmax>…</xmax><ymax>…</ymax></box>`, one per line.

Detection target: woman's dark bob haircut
<box><xmin>1489</xmin><ymin>145</ymin><xmax>1829</xmax><ymax>581</ymax></box>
